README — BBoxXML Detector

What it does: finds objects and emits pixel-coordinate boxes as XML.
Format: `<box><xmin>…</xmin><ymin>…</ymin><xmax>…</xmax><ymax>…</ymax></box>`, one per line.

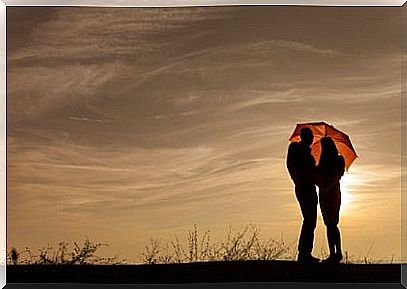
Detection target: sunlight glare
<box><xmin>340</xmin><ymin>173</ymin><xmax>356</xmax><ymax>212</ymax></box>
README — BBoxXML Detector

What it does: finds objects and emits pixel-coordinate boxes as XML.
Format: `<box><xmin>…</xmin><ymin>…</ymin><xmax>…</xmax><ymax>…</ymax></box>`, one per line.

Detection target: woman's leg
<box><xmin>333</xmin><ymin>194</ymin><xmax>342</xmax><ymax>260</ymax></box>
<box><xmin>326</xmin><ymin>225</ymin><xmax>336</xmax><ymax>257</ymax></box>
<box><xmin>322</xmin><ymin>188</ymin><xmax>342</xmax><ymax>263</ymax></box>
<box><xmin>321</xmin><ymin>197</ymin><xmax>335</xmax><ymax>258</ymax></box>
<box><xmin>333</xmin><ymin>225</ymin><xmax>342</xmax><ymax>259</ymax></box>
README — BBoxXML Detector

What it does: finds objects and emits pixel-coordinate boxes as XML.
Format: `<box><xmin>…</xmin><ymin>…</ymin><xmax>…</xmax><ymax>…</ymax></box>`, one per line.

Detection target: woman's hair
<box><xmin>319</xmin><ymin>136</ymin><xmax>339</xmax><ymax>167</ymax></box>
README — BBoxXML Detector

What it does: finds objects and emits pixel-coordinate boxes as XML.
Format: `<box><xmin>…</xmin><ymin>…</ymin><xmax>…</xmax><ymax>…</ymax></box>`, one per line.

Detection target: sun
<box><xmin>339</xmin><ymin>173</ymin><xmax>356</xmax><ymax>212</ymax></box>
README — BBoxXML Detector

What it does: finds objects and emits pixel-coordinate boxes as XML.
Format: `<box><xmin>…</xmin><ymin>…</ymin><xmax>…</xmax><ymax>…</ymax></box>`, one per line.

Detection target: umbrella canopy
<box><xmin>289</xmin><ymin>122</ymin><xmax>357</xmax><ymax>171</ymax></box>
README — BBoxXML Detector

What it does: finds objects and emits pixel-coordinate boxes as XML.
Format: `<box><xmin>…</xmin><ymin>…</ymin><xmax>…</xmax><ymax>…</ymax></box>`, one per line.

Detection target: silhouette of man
<box><xmin>287</xmin><ymin>127</ymin><xmax>319</xmax><ymax>264</ymax></box>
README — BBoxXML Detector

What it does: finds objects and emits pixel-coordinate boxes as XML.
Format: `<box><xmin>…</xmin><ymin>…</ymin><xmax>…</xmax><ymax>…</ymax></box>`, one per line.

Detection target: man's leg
<box><xmin>296</xmin><ymin>186</ymin><xmax>318</xmax><ymax>262</ymax></box>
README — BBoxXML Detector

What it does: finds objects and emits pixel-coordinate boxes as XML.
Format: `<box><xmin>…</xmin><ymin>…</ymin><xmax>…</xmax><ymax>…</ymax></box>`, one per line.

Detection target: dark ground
<box><xmin>6</xmin><ymin>260</ymin><xmax>401</xmax><ymax>284</ymax></box>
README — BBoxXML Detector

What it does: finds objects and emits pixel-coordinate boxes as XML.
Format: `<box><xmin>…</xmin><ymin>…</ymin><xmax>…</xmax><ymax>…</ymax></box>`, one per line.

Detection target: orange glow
<box><xmin>340</xmin><ymin>173</ymin><xmax>357</xmax><ymax>213</ymax></box>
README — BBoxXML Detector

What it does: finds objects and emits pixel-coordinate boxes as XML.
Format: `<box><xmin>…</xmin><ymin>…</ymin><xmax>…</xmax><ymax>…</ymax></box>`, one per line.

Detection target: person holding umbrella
<box><xmin>316</xmin><ymin>137</ymin><xmax>345</xmax><ymax>263</ymax></box>
<box><xmin>286</xmin><ymin>127</ymin><xmax>320</xmax><ymax>264</ymax></box>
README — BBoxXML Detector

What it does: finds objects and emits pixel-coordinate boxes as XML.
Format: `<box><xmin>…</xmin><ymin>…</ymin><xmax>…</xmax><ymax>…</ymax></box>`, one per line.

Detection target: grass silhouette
<box><xmin>6</xmin><ymin>223</ymin><xmax>394</xmax><ymax>265</ymax></box>
<box><xmin>7</xmin><ymin>237</ymin><xmax>124</xmax><ymax>265</ymax></box>
<box><xmin>142</xmin><ymin>224</ymin><xmax>293</xmax><ymax>264</ymax></box>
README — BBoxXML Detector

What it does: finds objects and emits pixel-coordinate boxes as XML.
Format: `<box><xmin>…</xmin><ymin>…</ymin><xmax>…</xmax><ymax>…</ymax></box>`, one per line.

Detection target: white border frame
<box><xmin>1</xmin><ymin>1</ymin><xmax>405</xmax><ymax>288</ymax></box>
<box><xmin>1</xmin><ymin>1</ymin><xmax>5</xmax><ymax>288</ymax></box>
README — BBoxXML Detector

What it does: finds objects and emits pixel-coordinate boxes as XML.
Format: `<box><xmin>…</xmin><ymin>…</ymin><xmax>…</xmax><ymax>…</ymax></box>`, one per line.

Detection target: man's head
<box><xmin>300</xmin><ymin>127</ymin><xmax>313</xmax><ymax>146</ymax></box>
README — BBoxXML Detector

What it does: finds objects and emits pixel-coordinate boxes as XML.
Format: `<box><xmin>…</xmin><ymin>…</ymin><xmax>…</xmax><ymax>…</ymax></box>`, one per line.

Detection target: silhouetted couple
<box><xmin>287</xmin><ymin>127</ymin><xmax>345</xmax><ymax>264</ymax></box>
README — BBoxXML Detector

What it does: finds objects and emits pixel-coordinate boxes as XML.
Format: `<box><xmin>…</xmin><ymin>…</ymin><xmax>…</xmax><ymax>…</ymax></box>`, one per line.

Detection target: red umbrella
<box><xmin>289</xmin><ymin>122</ymin><xmax>358</xmax><ymax>171</ymax></box>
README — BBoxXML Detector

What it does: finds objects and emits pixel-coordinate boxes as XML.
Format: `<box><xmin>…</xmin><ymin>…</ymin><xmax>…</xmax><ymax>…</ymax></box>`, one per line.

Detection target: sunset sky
<box><xmin>7</xmin><ymin>6</ymin><xmax>403</xmax><ymax>263</ymax></box>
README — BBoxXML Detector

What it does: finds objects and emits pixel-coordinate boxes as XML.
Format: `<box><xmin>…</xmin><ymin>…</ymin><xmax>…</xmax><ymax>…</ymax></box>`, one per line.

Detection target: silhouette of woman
<box><xmin>316</xmin><ymin>136</ymin><xmax>345</xmax><ymax>264</ymax></box>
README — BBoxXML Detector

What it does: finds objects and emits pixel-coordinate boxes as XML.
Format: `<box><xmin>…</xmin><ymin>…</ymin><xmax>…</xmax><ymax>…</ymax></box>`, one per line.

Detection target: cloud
<box><xmin>7</xmin><ymin>62</ymin><xmax>123</xmax><ymax>122</ymax></box>
<box><xmin>8</xmin><ymin>7</ymin><xmax>226</xmax><ymax>62</ymax></box>
<box><xmin>246</xmin><ymin>40</ymin><xmax>338</xmax><ymax>55</ymax></box>
<box><xmin>69</xmin><ymin>116</ymin><xmax>113</xmax><ymax>123</ymax></box>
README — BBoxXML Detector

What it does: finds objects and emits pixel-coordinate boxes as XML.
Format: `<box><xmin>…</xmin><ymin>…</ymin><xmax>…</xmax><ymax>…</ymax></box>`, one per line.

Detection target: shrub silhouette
<box><xmin>10</xmin><ymin>247</ymin><xmax>19</xmax><ymax>265</ymax></box>
<box><xmin>142</xmin><ymin>224</ymin><xmax>292</xmax><ymax>264</ymax></box>
<box><xmin>8</xmin><ymin>224</ymin><xmax>388</xmax><ymax>265</ymax></box>
<box><xmin>7</xmin><ymin>237</ymin><xmax>124</xmax><ymax>265</ymax></box>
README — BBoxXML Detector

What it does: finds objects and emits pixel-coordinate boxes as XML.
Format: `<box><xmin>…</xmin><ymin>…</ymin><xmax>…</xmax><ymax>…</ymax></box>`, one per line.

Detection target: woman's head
<box><xmin>320</xmin><ymin>137</ymin><xmax>339</xmax><ymax>162</ymax></box>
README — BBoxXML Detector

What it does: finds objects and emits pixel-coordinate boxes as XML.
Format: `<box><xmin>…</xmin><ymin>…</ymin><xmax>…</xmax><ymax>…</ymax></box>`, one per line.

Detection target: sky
<box><xmin>6</xmin><ymin>6</ymin><xmax>403</xmax><ymax>263</ymax></box>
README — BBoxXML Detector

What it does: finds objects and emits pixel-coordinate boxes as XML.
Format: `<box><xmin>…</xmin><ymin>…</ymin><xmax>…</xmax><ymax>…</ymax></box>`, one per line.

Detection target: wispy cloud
<box><xmin>247</xmin><ymin>40</ymin><xmax>339</xmax><ymax>55</ymax></box>
<box><xmin>69</xmin><ymin>116</ymin><xmax>113</xmax><ymax>123</ymax></box>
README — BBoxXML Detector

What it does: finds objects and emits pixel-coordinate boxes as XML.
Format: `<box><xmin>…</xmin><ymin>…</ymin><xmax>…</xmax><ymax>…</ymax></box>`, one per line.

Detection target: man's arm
<box><xmin>286</xmin><ymin>142</ymin><xmax>299</xmax><ymax>184</ymax></box>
